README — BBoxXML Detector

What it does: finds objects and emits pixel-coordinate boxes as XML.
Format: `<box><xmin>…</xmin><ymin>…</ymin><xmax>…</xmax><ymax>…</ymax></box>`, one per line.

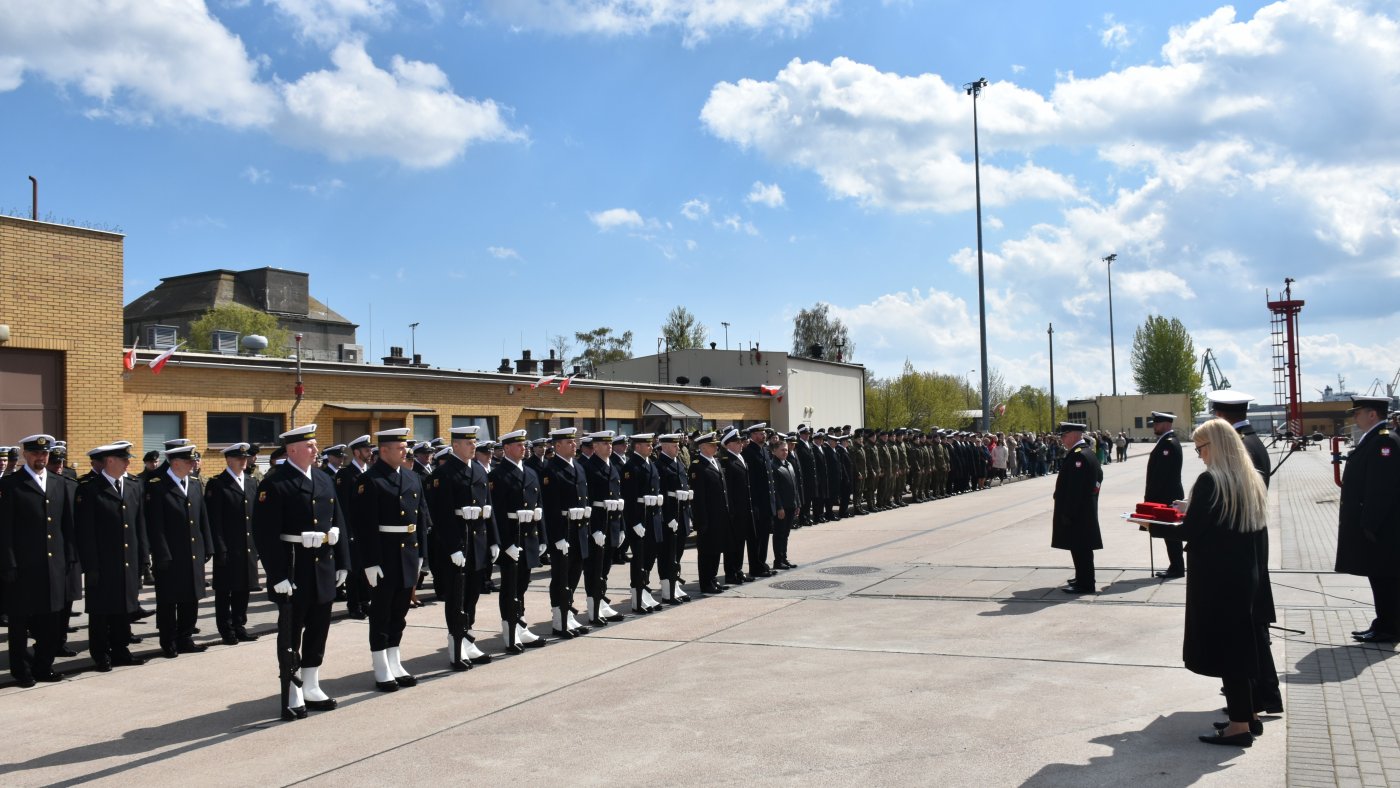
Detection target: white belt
<box><xmin>378</xmin><ymin>524</ymin><xmax>417</xmax><ymax>533</ymax></box>
<box><xmin>667</xmin><ymin>491</ymin><xmax>694</xmax><ymax>499</ymax></box>
<box><xmin>507</xmin><ymin>513</ymin><xmax>519</xmax><ymax>520</ymax></box>
<box><xmin>278</xmin><ymin>534</ymin><xmax>303</xmax><ymax>543</ymax></box>
<box><xmin>592</xmin><ymin>501</ymin><xmax>608</xmax><ymax>508</ymax></box>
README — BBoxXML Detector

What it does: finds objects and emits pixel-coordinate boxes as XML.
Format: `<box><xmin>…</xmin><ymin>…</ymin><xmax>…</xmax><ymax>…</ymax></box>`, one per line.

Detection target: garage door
<box><xmin>0</xmin><ymin>348</ymin><xmax>63</xmax><ymax>440</ymax></box>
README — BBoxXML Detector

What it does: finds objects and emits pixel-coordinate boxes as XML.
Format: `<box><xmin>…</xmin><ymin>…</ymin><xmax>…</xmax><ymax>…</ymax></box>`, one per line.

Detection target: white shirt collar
<box><xmin>102</xmin><ymin>470</ymin><xmax>123</xmax><ymax>488</ymax></box>
<box><xmin>353</xmin><ymin>460</ymin><xmax>367</xmax><ymax>473</ymax></box>
<box><xmin>225</xmin><ymin>467</ymin><xmax>245</xmax><ymax>487</ymax></box>
<box><xmin>24</xmin><ymin>465</ymin><xmax>47</xmax><ymax>488</ymax></box>
<box><xmin>1358</xmin><ymin>420</ymin><xmax>1385</xmax><ymax>444</ymax></box>
<box><xmin>287</xmin><ymin>460</ymin><xmax>314</xmax><ymax>480</ymax></box>
<box><xmin>1232</xmin><ymin>419</ymin><xmax>1251</xmax><ymax>430</ymax></box>
<box><xmin>166</xmin><ymin>467</ymin><xmax>188</xmax><ymax>489</ymax></box>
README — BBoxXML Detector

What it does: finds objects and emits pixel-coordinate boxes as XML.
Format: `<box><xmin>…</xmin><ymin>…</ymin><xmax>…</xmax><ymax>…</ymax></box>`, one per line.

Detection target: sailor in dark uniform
<box><xmin>583</xmin><ymin>431</ymin><xmax>626</xmax><ymax>625</ymax></box>
<box><xmin>351</xmin><ymin>428</ymin><xmax>430</xmax><ymax>691</ymax></box>
<box><xmin>622</xmin><ymin>433</ymin><xmax>664</xmax><ymax>613</ymax></box>
<box><xmin>1335</xmin><ymin>396</ymin><xmax>1400</xmax><ymax>643</ymax></box>
<box><xmin>1052</xmin><ymin>423</ymin><xmax>1103</xmax><ymax>594</ymax></box>
<box><xmin>742</xmin><ymin>424</ymin><xmax>777</xmax><ymax>578</ymax></box>
<box><xmin>206</xmin><ymin>443</ymin><xmax>261</xmax><ymax>644</ymax></box>
<box><xmin>333</xmin><ymin>434</ymin><xmax>373</xmax><ymax>619</ymax></box>
<box><xmin>46</xmin><ymin>444</ymin><xmax>82</xmax><ymax>657</ymax></box>
<box><xmin>540</xmin><ymin>427</ymin><xmax>592</xmax><ymax>637</ymax></box>
<box><xmin>609</xmin><ymin>434</ymin><xmax>631</xmax><ymax>565</ymax></box>
<box><xmin>771</xmin><ymin>436</ymin><xmax>801</xmax><ymax>570</ymax></box>
<box><xmin>144</xmin><ymin>443</ymin><xmax>215</xmax><ymax>657</ymax></box>
<box><xmin>466</xmin><ymin>440</ymin><xmax>501</xmax><ymax>658</ymax></box>
<box><xmin>425</xmin><ymin>426</ymin><xmax>495</xmax><ymax>669</ymax></box>
<box><xmin>655</xmin><ymin>433</ymin><xmax>693</xmax><ymax>604</ymax></box>
<box><xmin>1207</xmin><ymin>390</ymin><xmax>1282</xmax><ymax>713</ymax></box>
<box><xmin>488</xmin><ymin>430</ymin><xmax>547</xmax><ymax>653</ymax></box>
<box><xmin>719</xmin><ymin>429</ymin><xmax>754</xmax><ymax>585</ymax></box>
<box><xmin>689</xmin><ymin>432</ymin><xmax>728</xmax><ymax>594</ymax></box>
<box><xmin>1</xmin><ymin>435</ymin><xmax>76</xmax><ymax>686</ymax></box>
<box><xmin>252</xmin><ymin>424</ymin><xmax>351</xmax><ymax>720</ymax></box>
<box><xmin>319</xmin><ymin>444</ymin><xmax>346</xmax><ymax>480</ymax></box>
<box><xmin>1143</xmin><ymin>412</ymin><xmax>1186</xmax><ymax>578</ymax></box>
<box><xmin>74</xmin><ymin>441</ymin><xmax>148</xmax><ymax>671</ymax></box>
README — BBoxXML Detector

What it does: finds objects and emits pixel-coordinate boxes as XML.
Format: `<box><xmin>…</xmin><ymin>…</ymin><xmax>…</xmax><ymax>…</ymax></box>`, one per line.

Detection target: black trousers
<box><xmin>436</xmin><ymin>560</ymin><xmax>467</xmax><ymax>637</ymax></box>
<box><xmin>772</xmin><ymin>515</ymin><xmax>792</xmax><ymax>563</ymax></box>
<box><xmin>548</xmin><ymin>538</ymin><xmax>583</xmax><ymax>608</ymax></box>
<box><xmin>214</xmin><ymin>585</ymin><xmax>250</xmax><ymax>637</ymax></box>
<box><xmin>496</xmin><ymin>554</ymin><xmax>533</xmax><ymax>623</ymax></box>
<box><xmin>724</xmin><ymin>519</ymin><xmax>750</xmax><ymax>577</ymax></box>
<box><xmin>629</xmin><ymin>530</ymin><xmax>656</xmax><ymax>589</ymax></box>
<box><xmin>838</xmin><ymin>490</ymin><xmax>850</xmax><ymax>518</ymax></box>
<box><xmin>275</xmin><ymin>592</ymin><xmax>332</xmax><ymax>679</ymax></box>
<box><xmin>583</xmin><ymin>532</ymin><xmax>608</xmax><ymax>599</ymax></box>
<box><xmin>1222</xmin><ymin>674</ymin><xmax>1255</xmax><ymax>723</ymax></box>
<box><xmin>465</xmin><ymin>563</ymin><xmax>486</xmax><ymax>630</ymax></box>
<box><xmin>345</xmin><ymin>566</ymin><xmax>369</xmax><ymax>614</ymax></box>
<box><xmin>697</xmin><ymin>526</ymin><xmax>723</xmax><ymax>586</ymax></box>
<box><xmin>89</xmin><ymin>612</ymin><xmax>134</xmax><ymax>660</ymax></box>
<box><xmin>7</xmin><ymin>609</ymin><xmax>61</xmax><ymax>679</ymax></box>
<box><xmin>367</xmin><ymin>568</ymin><xmax>412</xmax><ymax>652</ymax></box>
<box><xmin>153</xmin><ymin>568</ymin><xmax>199</xmax><ymax>646</ymax></box>
<box><xmin>1370</xmin><ymin>575</ymin><xmax>1400</xmax><ymax>633</ymax></box>
<box><xmin>1071</xmin><ymin>549</ymin><xmax>1096</xmax><ymax>586</ymax></box>
<box><xmin>600</xmin><ymin>523</ymin><xmax>620</xmax><ymax>586</ymax></box>
<box><xmin>1163</xmin><ymin>537</ymin><xmax>1186</xmax><ymax>573</ymax></box>
<box><xmin>1251</xmin><ymin>624</ymin><xmax>1281</xmax><ymax>710</ymax></box>
<box><xmin>658</xmin><ymin>529</ymin><xmax>678</xmax><ymax>582</ymax></box>
<box><xmin>748</xmin><ymin>517</ymin><xmax>771</xmax><ymax>572</ymax></box>
<box><xmin>800</xmin><ymin>491</ymin><xmax>814</xmax><ymax>525</ymax></box>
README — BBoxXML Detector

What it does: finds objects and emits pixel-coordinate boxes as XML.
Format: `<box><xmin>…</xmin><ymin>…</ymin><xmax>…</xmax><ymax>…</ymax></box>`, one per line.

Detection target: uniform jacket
<box><xmin>742</xmin><ymin>440</ymin><xmax>777</xmax><ymax>522</ymax></box>
<box><xmin>585</xmin><ymin>453</ymin><xmax>623</xmax><ymax>544</ymax></box>
<box><xmin>655</xmin><ymin>451</ymin><xmax>692</xmax><ymax>537</ymax></box>
<box><xmin>144</xmin><ymin>471</ymin><xmax>215</xmax><ymax>597</ymax></box>
<box><xmin>0</xmin><ymin>469</ymin><xmax>76</xmax><ymax>614</ymax></box>
<box><xmin>74</xmin><ymin>473</ymin><xmax>146</xmax><ymax>614</ymax></box>
<box><xmin>1143</xmin><ymin>430</ymin><xmax>1185</xmax><ymax>504</ymax></box>
<box><xmin>1335</xmin><ymin>424</ymin><xmax>1400</xmax><ymax>577</ymax></box>
<box><xmin>794</xmin><ymin>439</ymin><xmax>818</xmax><ymax>499</ymax></box>
<box><xmin>350</xmin><ymin>460</ymin><xmax>430</xmax><ymax>586</ymax></box>
<box><xmin>770</xmin><ymin>456</ymin><xmax>800</xmax><ymax>514</ymax></box>
<box><xmin>689</xmin><ymin>455</ymin><xmax>728</xmax><ymax>538</ymax></box>
<box><xmin>1051</xmin><ymin>442</ymin><xmax>1103</xmax><ymax>551</ymax></box>
<box><xmin>252</xmin><ymin>462</ymin><xmax>350</xmax><ymax>605</ymax></box>
<box><xmin>205</xmin><ymin>468</ymin><xmax>260</xmax><ymax>590</ymax></box>
<box><xmin>541</xmin><ymin>454</ymin><xmax>591</xmax><ymax>550</ymax></box>
<box><xmin>622</xmin><ymin>453</ymin><xmax>663</xmax><ymax>543</ymax></box>
<box><xmin>720</xmin><ymin>450</ymin><xmax>753</xmax><ymax>540</ymax></box>
<box><xmin>426</xmin><ymin>453</ymin><xmax>499</xmax><ymax>570</ymax></box>
<box><xmin>488</xmin><ymin>459</ymin><xmax>543</xmax><ymax>569</ymax></box>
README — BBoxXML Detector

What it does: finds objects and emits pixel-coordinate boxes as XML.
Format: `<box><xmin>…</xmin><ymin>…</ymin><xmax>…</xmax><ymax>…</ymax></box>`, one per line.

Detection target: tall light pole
<box><xmin>1047</xmin><ymin>323</ymin><xmax>1056</xmax><ymax>433</ymax></box>
<box><xmin>409</xmin><ymin>321</ymin><xmax>420</xmax><ymax>358</ymax></box>
<box><xmin>965</xmin><ymin>76</ymin><xmax>991</xmax><ymax>432</ymax></box>
<box><xmin>1102</xmin><ymin>253</ymin><xmax>1118</xmax><ymax>396</ymax></box>
<box><xmin>721</xmin><ymin>321</ymin><xmax>731</xmax><ymax>350</ymax></box>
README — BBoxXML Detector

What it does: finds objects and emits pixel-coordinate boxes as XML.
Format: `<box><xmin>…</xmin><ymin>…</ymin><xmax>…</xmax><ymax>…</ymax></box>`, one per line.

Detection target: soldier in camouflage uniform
<box><xmin>850</xmin><ymin>430</ymin><xmax>867</xmax><ymax>515</ymax></box>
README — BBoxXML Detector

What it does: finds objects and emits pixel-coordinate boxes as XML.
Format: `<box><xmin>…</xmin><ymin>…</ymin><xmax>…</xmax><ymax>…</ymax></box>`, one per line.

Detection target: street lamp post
<box><xmin>1102</xmin><ymin>253</ymin><xmax>1118</xmax><ymax>397</ymax></box>
<box><xmin>721</xmin><ymin>321</ymin><xmax>731</xmax><ymax>350</ymax></box>
<box><xmin>965</xmin><ymin>76</ymin><xmax>991</xmax><ymax>433</ymax></box>
<box><xmin>409</xmin><ymin>322</ymin><xmax>420</xmax><ymax>358</ymax></box>
<box><xmin>1047</xmin><ymin>323</ymin><xmax>1056</xmax><ymax>433</ymax></box>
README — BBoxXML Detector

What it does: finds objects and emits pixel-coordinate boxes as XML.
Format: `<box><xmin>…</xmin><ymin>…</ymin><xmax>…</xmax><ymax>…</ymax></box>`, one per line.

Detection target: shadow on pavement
<box><xmin>1020</xmin><ymin>711</ymin><xmax>1247</xmax><ymax>787</ymax></box>
<box><xmin>1287</xmin><ymin>641</ymin><xmax>1399</xmax><ymax>685</ymax></box>
<box><xmin>977</xmin><ymin>589</ymin><xmax>1071</xmax><ymax>617</ymax></box>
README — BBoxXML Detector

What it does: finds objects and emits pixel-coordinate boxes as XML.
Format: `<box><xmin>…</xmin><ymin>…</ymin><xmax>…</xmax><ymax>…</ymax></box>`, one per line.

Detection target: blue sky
<box><xmin>3</xmin><ymin>0</ymin><xmax>1398</xmax><ymax>403</ymax></box>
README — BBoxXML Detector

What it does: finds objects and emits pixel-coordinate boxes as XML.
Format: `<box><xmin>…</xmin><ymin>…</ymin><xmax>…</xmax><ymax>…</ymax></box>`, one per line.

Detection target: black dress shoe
<box><xmin>305</xmin><ymin>698</ymin><xmax>338</xmax><ymax>711</ymax></box>
<box><xmin>505</xmin><ymin>643</ymin><xmax>525</xmax><ymax>655</ymax></box>
<box><xmin>221</xmin><ymin>634</ymin><xmax>239</xmax><ymax>646</ymax></box>
<box><xmin>93</xmin><ymin>659</ymin><xmax>113</xmax><ymax>673</ymax></box>
<box><xmin>281</xmin><ymin>708</ymin><xmax>303</xmax><ymax>721</ymax></box>
<box><xmin>552</xmin><ymin>628</ymin><xmax>578</xmax><ymax>639</ymax></box>
<box><xmin>128</xmin><ymin>634</ymin><xmax>143</xmax><ymax>644</ymax></box>
<box><xmin>523</xmin><ymin>638</ymin><xmax>547</xmax><ymax>649</ymax></box>
<box><xmin>111</xmin><ymin>652</ymin><xmax>146</xmax><ymax>666</ymax></box>
<box><xmin>161</xmin><ymin>644</ymin><xmax>179</xmax><ymax>659</ymax></box>
<box><xmin>375</xmin><ymin>679</ymin><xmax>400</xmax><ymax>692</ymax></box>
<box><xmin>469</xmin><ymin>653</ymin><xmax>493</xmax><ymax>665</ymax></box>
<box><xmin>1155</xmin><ymin>570</ymin><xmax>1185</xmax><ymax>579</ymax></box>
<box><xmin>57</xmin><ymin>646</ymin><xmax>78</xmax><ymax>657</ymax></box>
<box><xmin>14</xmin><ymin>676</ymin><xmax>36</xmax><ymax>688</ymax></box>
<box><xmin>1214</xmin><ymin>720</ymin><xmax>1263</xmax><ymax>736</ymax></box>
<box><xmin>33</xmin><ymin>670</ymin><xmax>64</xmax><ymax>683</ymax></box>
<box><xmin>176</xmin><ymin>640</ymin><xmax>207</xmax><ymax>653</ymax></box>
<box><xmin>394</xmin><ymin>674</ymin><xmax>418</xmax><ymax>688</ymax></box>
<box><xmin>1062</xmin><ymin>584</ymin><xmax>1094</xmax><ymax>595</ymax></box>
<box><xmin>348</xmin><ymin>608</ymin><xmax>368</xmax><ymax>620</ymax></box>
<box><xmin>702</xmin><ymin>584</ymin><xmax>724</xmax><ymax>594</ymax></box>
<box><xmin>1354</xmin><ymin>631</ymin><xmax>1397</xmax><ymax>643</ymax></box>
<box><xmin>235</xmin><ymin>629</ymin><xmax>259</xmax><ymax>642</ymax></box>
<box><xmin>1198</xmin><ymin>731</ymin><xmax>1253</xmax><ymax>747</ymax></box>
<box><xmin>131</xmin><ymin>607</ymin><xmax>155</xmax><ymax>621</ymax></box>
<box><xmin>723</xmin><ymin>574</ymin><xmax>742</xmax><ymax>585</ymax></box>
<box><xmin>1352</xmin><ymin>628</ymin><xmax>1373</xmax><ymax>637</ymax></box>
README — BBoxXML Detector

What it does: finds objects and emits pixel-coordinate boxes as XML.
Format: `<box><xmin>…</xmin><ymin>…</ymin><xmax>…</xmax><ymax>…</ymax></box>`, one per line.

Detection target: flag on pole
<box><xmin>148</xmin><ymin>342</ymin><xmax>184</xmax><ymax>374</ymax></box>
<box><xmin>532</xmin><ymin>374</ymin><xmax>557</xmax><ymax>389</ymax></box>
<box><xmin>994</xmin><ymin>403</ymin><xmax>1006</xmax><ymax>416</ymax></box>
<box><xmin>124</xmin><ymin>337</ymin><xmax>140</xmax><ymax>370</ymax></box>
<box><xmin>558</xmin><ymin>376</ymin><xmax>574</xmax><ymax>394</ymax></box>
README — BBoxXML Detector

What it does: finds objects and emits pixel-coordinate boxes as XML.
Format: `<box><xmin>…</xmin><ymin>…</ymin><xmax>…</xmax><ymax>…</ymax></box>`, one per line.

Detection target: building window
<box><xmin>1133</xmin><ymin>417</ymin><xmax>1143</xmax><ymax>429</ymax></box>
<box><xmin>142</xmin><ymin>413</ymin><xmax>183</xmax><ymax>458</ymax></box>
<box><xmin>147</xmin><ymin>324</ymin><xmax>178</xmax><ymax>350</ymax></box>
<box><xmin>605</xmin><ymin>419</ymin><xmax>636</xmax><ymax>435</ymax></box>
<box><xmin>207</xmin><ymin>413</ymin><xmax>284</xmax><ymax>447</ymax></box>
<box><xmin>452</xmin><ymin>416</ymin><xmax>498</xmax><ymax>441</ymax></box>
<box><xmin>558</xmin><ymin>418</ymin><xmax>575</xmax><ymax>429</ymax></box>
<box><xmin>378</xmin><ymin>417</ymin><xmax>406</xmax><ymax>432</ymax></box>
<box><xmin>412</xmin><ymin>414</ymin><xmax>438</xmax><ymax>441</ymax></box>
<box><xmin>211</xmin><ymin>330</ymin><xmax>240</xmax><ymax>355</ymax></box>
<box><xmin>334</xmin><ymin>419</ymin><xmax>370</xmax><ymax>447</ymax></box>
<box><xmin>526</xmin><ymin>419</ymin><xmax>550</xmax><ymax>439</ymax></box>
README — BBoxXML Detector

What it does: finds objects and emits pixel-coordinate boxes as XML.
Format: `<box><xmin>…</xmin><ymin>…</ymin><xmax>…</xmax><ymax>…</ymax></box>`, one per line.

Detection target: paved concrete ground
<box><xmin>1</xmin><ymin>443</ymin><xmax>1391</xmax><ymax>786</ymax></box>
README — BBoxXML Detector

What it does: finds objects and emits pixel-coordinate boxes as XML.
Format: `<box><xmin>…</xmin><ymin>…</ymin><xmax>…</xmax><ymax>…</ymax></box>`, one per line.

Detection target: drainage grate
<box><xmin>818</xmin><ymin>566</ymin><xmax>881</xmax><ymax>576</ymax></box>
<box><xmin>770</xmin><ymin>579</ymin><xmax>842</xmax><ymax>591</ymax></box>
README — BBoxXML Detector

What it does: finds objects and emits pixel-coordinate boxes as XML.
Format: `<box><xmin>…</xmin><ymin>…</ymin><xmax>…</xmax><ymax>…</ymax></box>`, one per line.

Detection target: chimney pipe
<box><xmin>28</xmin><ymin>176</ymin><xmax>37</xmax><ymax>220</ymax></box>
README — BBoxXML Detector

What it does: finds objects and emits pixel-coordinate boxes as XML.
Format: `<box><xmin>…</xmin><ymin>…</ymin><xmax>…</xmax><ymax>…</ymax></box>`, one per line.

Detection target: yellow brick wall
<box><xmin>122</xmin><ymin>358</ymin><xmax>769</xmax><ymax>474</ymax></box>
<box><xmin>0</xmin><ymin>216</ymin><xmax>124</xmax><ymax>453</ymax></box>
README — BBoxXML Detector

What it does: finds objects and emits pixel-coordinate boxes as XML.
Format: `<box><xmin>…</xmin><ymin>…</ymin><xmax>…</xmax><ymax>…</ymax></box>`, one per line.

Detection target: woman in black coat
<box><xmin>1150</xmin><ymin>418</ymin><xmax>1269</xmax><ymax>747</ymax></box>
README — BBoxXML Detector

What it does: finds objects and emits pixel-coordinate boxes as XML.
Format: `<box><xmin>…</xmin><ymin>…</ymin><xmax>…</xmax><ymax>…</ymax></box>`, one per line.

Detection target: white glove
<box><xmin>533</xmin><ymin>507</ymin><xmax>544</xmax><ymax>522</ymax></box>
<box><xmin>632</xmin><ymin>523</ymin><xmax>646</xmax><ymax>537</ymax></box>
<box><xmin>593</xmin><ymin>531</ymin><xmax>606</xmax><ymax>547</ymax></box>
<box><xmin>668</xmin><ymin>519</ymin><xmax>679</xmax><ymax>532</ymax></box>
<box><xmin>335</xmin><ymin>569</ymin><xmax>347</xmax><ymax>587</ymax></box>
<box><xmin>481</xmin><ymin>504</ymin><xmax>492</xmax><ymax>518</ymax></box>
<box><xmin>273</xmin><ymin>579</ymin><xmax>294</xmax><ymax>595</ymax></box>
<box><xmin>684</xmin><ymin>490</ymin><xmax>694</xmax><ymax>501</ymax></box>
<box><xmin>451</xmin><ymin>550</ymin><xmax>466</xmax><ymax>567</ymax></box>
<box><xmin>554</xmin><ymin>539</ymin><xmax>569</xmax><ymax>555</ymax></box>
<box><xmin>611</xmin><ymin>499</ymin><xmax>623</xmax><ymax>512</ymax></box>
<box><xmin>300</xmin><ymin>531</ymin><xmax>320</xmax><ymax>548</ymax></box>
<box><xmin>490</xmin><ymin>544</ymin><xmax>501</xmax><ymax>562</ymax></box>
<box><xmin>327</xmin><ymin>526</ymin><xmax>340</xmax><ymax>545</ymax></box>
<box><xmin>651</xmin><ymin>495</ymin><xmax>662</xmax><ymax>506</ymax></box>
<box><xmin>538</xmin><ymin>543</ymin><xmax>546</xmax><ymax>556</ymax></box>
<box><xmin>505</xmin><ymin>544</ymin><xmax>521</xmax><ymax>561</ymax></box>
<box><xmin>574</xmin><ymin>507</ymin><xmax>588</xmax><ymax>520</ymax></box>
<box><xmin>470</xmin><ymin>506</ymin><xmax>483</xmax><ymax>520</ymax></box>
<box><xmin>365</xmin><ymin>565</ymin><xmax>383</xmax><ymax>587</ymax></box>
<box><xmin>517</xmin><ymin>509</ymin><xmax>532</xmax><ymax>523</ymax></box>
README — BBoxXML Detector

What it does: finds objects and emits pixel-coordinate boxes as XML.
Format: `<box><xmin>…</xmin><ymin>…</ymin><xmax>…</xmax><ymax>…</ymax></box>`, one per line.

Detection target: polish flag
<box><xmin>124</xmin><ymin>337</ymin><xmax>140</xmax><ymax>370</ymax></box>
<box><xmin>531</xmin><ymin>374</ymin><xmax>557</xmax><ymax>389</ymax></box>
<box><xmin>994</xmin><ymin>403</ymin><xmax>1006</xmax><ymax>416</ymax></box>
<box><xmin>148</xmin><ymin>342</ymin><xmax>184</xmax><ymax>374</ymax></box>
<box><xmin>760</xmin><ymin>385</ymin><xmax>782</xmax><ymax>396</ymax></box>
<box><xmin>558</xmin><ymin>376</ymin><xmax>574</xmax><ymax>394</ymax></box>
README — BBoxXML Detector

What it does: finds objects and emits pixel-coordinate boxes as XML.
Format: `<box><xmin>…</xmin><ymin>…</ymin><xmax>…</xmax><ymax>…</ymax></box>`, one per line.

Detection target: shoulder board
<box><xmin>149</xmin><ymin>476</ymin><xmax>161</xmax><ymax>482</ymax></box>
<box><xmin>1381</xmin><ymin>429</ymin><xmax>1391</xmax><ymax>436</ymax></box>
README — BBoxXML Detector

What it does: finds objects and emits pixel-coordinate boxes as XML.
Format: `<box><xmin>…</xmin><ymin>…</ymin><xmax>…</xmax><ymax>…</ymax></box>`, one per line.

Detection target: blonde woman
<box><xmin>1149</xmin><ymin>418</ymin><xmax>1269</xmax><ymax>747</ymax></box>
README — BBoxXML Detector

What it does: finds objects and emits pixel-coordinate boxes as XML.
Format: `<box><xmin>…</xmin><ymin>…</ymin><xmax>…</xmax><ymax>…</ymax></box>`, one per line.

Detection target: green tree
<box><xmin>188</xmin><ymin>303</ymin><xmax>292</xmax><ymax>357</ymax></box>
<box><xmin>572</xmin><ymin>326</ymin><xmax>634</xmax><ymax>376</ymax></box>
<box><xmin>792</xmin><ymin>302</ymin><xmax>854</xmax><ymax>361</ymax></box>
<box><xmin>661</xmin><ymin>306</ymin><xmax>707</xmax><ymax>350</ymax></box>
<box><xmin>992</xmin><ymin>385</ymin><xmax>1066</xmax><ymax>433</ymax></box>
<box><xmin>1130</xmin><ymin>315</ymin><xmax>1205</xmax><ymax>412</ymax></box>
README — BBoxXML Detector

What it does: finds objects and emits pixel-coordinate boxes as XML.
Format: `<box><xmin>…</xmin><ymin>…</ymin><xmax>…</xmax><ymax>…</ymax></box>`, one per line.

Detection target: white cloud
<box><xmin>0</xmin><ymin>0</ymin><xmax>278</xmax><ymax>126</ymax></box>
<box><xmin>241</xmin><ymin>166</ymin><xmax>272</xmax><ymax>184</ymax></box>
<box><xmin>716</xmin><ymin>214</ymin><xmax>758</xmax><ymax>235</ymax></box>
<box><xmin>1010</xmin><ymin>64</ymin><xmax>1025</xmax><ymax>74</ymax></box>
<box><xmin>478</xmin><ymin>0</ymin><xmax>836</xmax><ymax>46</ymax></box>
<box><xmin>487</xmin><ymin>245</ymin><xmax>521</xmax><ymax>260</ymax></box>
<box><xmin>279</xmin><ymin>41</ymin><xmax>524</xmax><ymax>168</ymax></box>
<box><xmin>589</xmin><ymin>207</ymin><xmax>645</xmax><ymax>231</ymax></box>
<box><xmin>746</xmin><ymin>181</ymin><xmax>785</xmax><ymax>207</ymax></box>
<box><xmin>266</xmin><ymin>0</ymin><xmax>395</xmax><ymax>46</ymax></box>
<box><xmin>291</xmin><ymin>177</ymin><xmax>346</xmax><ymax>195</ymax></box>
<box><xmin>1100</xmin><ymin>14</ymin><xmax>1133</xmax><ymax>50</ymax></box>
<box><xmin>681</xmin><ymin>198</ymin><xmax>710</xmax><ymax>220</ymax></box>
